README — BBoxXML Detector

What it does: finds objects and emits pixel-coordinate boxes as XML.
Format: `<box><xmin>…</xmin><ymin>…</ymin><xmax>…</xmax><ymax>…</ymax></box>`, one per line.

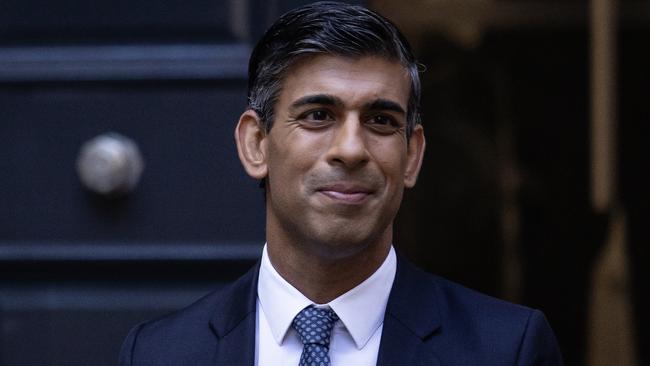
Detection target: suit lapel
<box><xmin>201</xmin><ymin>256</ymin><xmax>442</xmax><ymax>366</ymax></box>
<box><xmin>208</xmin><ymin>262</ymin><xmax>260</xmax><ymax>366</ymax></box>
<box><xmin>377</xmin><ymin>256</ymin><xmax>442</xmax><ymax>366</ymax></box>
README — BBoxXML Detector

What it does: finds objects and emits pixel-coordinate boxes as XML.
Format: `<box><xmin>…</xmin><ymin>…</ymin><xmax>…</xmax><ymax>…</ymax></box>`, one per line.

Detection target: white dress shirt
<box><xmin>255</xmin><ymin>244</ymin><xmax>397</xmax><ymax>366</ymax></box>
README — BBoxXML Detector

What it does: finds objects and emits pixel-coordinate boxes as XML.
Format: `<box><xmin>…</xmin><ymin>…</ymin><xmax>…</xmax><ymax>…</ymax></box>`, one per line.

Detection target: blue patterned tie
<box><xmin>292</xmin><ymin>305</ymin><xmax>339</xmax><ymax>366</ymax></box>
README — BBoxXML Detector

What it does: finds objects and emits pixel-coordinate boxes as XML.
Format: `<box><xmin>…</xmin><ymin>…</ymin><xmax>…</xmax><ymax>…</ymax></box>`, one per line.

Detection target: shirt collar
<box><xmin>257</xmin><ymin>244</ymin><xmax>397</xmax><ymax>350</ymax></box>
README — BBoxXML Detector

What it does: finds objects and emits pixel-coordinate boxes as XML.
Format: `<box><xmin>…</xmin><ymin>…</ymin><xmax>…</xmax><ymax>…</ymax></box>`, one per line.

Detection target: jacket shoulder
<box><xmin>119</xmin><ymin>265</ymin><xmax>258</xmax><ymax>366</ymax></box>
<box><xmin>433</xmin><ymin>273</ymin><xmax>534</xmax><ymax>327</ymax></box>
<box><xmin>425</xmin><ymin>271</ymin><xmax>563</xmax><ymax>365</ymax></box>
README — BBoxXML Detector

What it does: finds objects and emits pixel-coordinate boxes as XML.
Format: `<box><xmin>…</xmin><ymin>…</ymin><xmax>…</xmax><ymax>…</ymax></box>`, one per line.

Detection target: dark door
<box><xmin>0</xmin><ymin>1</ymin><xmax>325</xmax><ymax>365</ymax></box>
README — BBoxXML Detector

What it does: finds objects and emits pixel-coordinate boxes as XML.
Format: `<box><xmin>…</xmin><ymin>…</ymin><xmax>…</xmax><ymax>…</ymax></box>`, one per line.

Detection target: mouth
<box><xmin>316</xmin><ymin>183</ymin><xmax>374</xmax><ymax>204</ymax></box>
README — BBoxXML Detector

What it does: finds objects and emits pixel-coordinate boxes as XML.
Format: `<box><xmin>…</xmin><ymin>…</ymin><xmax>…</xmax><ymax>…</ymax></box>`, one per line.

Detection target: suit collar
<box><xmin>386</xmin><ymin>254</ymin><xmax>442</xmax><ymax>338</ymax></box>
<box><xmin>377</xmin><ymin>254</ymin><xmax>442</xmax><ymax>366</ymax></box>
<box><xmin>205</xmin><ymin>261</ymin><xmax>259</xmax><ymax>366</ymax></box>
<box><xmin>208</xmin><ymin>261</ymin><xmax>260</xmax><ymax>338</ymax></box>
<box><xmin>204</xmin><ymin>254</ymin><xmax>443</xmax><ymax>365</ymax></box>
<box><xmin>207</xmin><ymin>252</ymin><xmax>438</xmax><ymax>337</ymax></box>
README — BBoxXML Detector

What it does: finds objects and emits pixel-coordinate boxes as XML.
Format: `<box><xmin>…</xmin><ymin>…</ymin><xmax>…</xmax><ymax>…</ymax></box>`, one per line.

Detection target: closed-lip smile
<box><xmin>316</xmin><ymin>183</ymin><xmax>374</xmax><ymax>204</ymax></box>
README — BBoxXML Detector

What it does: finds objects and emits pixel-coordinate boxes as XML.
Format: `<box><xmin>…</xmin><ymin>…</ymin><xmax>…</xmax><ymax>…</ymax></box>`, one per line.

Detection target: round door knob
<box><xmin>76</xmin><ymin>132</ymin><xmax>144</xmax><ymax>196</ymax></box>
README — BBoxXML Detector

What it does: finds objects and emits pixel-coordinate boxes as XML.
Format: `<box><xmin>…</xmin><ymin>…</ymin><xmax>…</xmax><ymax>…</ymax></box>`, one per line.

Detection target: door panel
<box><xmin>0</xmin><ymin>1</ymin><xmax>330</xmax><ymax>365</ymax></box>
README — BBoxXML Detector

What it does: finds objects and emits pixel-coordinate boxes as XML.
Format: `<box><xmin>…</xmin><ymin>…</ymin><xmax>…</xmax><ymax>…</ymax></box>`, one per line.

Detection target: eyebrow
<box><xmin>289</xmin><ymin>94</ymin><xmax>344</xmax><ymax>111</ymax></box>
<box><xmin>365</xmin><ymin>99</ymin><xmax>406</xmax><ymax>116</ymax></box>
<box><xmin>289</xmin><ymin>94</ymin><xmax>406</xmax><ymax>116</ymax></box>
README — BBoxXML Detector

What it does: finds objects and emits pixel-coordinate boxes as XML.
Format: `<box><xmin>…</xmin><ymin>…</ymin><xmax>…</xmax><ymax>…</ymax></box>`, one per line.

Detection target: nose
<box><xmin>326</xmin><ymin>115</ymin><xmax>370</xmax><ymax>169</ymax></box>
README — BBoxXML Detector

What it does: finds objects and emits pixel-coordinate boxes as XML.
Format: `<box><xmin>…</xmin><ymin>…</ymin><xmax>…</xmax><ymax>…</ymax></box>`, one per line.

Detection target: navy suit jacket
<box><xmin>119</xmin><ymin>256</ymin><xmax>563</xmax><ymax>365</ymax></box>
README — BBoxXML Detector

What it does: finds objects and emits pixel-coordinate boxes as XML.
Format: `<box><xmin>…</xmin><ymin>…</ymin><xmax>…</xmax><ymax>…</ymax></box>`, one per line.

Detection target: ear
<box><xmin>404</xmin><ymin>124</ymin><xmax>426</xmax><ymax>188</ymax></box>
<box><xmin>235</xmin><ymin>110</ymin><xmax>268</xmax><ymax>179</ymax></box>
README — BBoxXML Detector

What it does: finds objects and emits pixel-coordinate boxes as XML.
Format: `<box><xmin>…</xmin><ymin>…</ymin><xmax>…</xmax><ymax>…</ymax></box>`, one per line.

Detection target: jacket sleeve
<box><xmin>119</xmin><ymin>323</ymin><xmax>144</xmax><ymax>366</ymax></box>
<box><xmin>515</xmin><ymin>310</ymin><xmax>564</xmax><ymax>366</ymax></box>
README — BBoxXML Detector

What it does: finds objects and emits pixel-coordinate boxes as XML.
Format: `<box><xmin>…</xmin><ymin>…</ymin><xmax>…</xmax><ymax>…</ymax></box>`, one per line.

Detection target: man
<box><xmin>119</xmin><ymin>2</ymin><xmax>563</xmax><ymax>365</ymax></box>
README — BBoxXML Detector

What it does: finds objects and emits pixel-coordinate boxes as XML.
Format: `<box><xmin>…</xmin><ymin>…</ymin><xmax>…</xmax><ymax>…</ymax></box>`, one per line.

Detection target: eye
<box><xmin>370</xmin><ymin>114</ymin><xmax>395</xmax><ymax>126</ymax></box>
<box><xmin>306</xmin><ymin>110</ymin><xmax>332</xmax><ymax>121</ymax></box>
<box><xmin>297</xmin><ymin>109</ymin><xmax>335</xmax><ymax>128</ymax></box>
<box><xmin>365</xmin><ymin>114</ymin><xmax>402</xmax><ymax>134</ymax></box>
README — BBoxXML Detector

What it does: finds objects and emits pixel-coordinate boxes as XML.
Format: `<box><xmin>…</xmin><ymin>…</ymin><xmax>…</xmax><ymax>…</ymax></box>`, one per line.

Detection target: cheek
<box><xmin>368</xmin><ymin>140</ymin><xmax>408</xmax><ymax>181</ymax></box>
<box><xmin>267</xmin><ymin>136</ymin><xmax>321</xmax><ymax>187</ymax></box>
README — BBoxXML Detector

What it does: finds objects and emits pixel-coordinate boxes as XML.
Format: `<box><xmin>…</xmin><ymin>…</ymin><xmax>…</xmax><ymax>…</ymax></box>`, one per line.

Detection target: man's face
<box><xmin>258</xmin><ymin>55</ymin><xmax>424</xmax><ymax>258</ymax></box>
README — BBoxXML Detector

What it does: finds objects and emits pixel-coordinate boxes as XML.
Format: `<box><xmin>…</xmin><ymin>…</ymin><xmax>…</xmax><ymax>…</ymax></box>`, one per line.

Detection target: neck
<box><xmin>266</xmin><ymin>231</ymin><xmax>392</xmax><ymax>304</ymax></box>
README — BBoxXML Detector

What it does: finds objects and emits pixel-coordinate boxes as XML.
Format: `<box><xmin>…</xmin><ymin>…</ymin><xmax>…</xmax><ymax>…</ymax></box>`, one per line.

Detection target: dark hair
<box><xmin>247</xmin><ymin>1</ymin><xmax>421</xmax><ymax>137</ymax></box>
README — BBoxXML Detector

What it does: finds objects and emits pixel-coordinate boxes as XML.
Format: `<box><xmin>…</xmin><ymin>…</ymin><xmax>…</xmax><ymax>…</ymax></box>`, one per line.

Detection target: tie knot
<box><xmin>292</xmin><ymin>305</ymin><xmax>339</xmax><ymax>346</ymax></box>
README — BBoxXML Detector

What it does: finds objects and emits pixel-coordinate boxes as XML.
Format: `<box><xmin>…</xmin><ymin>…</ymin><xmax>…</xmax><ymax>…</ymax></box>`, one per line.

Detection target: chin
<box><xmin>307</xmin><ymin>226</ymin><xmax>385</xmax><ymax>259</ymax></box>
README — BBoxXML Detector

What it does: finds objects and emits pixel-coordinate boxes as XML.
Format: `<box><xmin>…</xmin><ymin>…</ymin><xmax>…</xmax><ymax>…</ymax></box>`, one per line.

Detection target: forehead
<box><xmin>278</xmin><ymin>55</ymin><xmax>410</xmax><ymax>109</ymax></box>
